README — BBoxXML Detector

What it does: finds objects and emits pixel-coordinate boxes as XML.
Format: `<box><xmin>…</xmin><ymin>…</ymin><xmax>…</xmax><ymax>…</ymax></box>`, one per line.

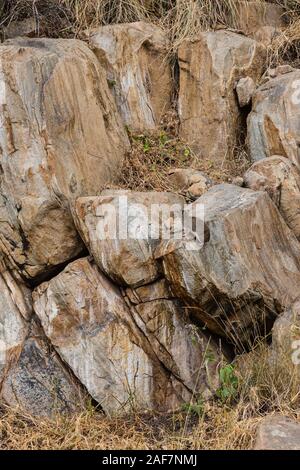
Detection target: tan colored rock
<box><xmin>75</xmin><ymin>190</ymin><xmax>184</xmax><ymax>288</ymax></box>
<box><xmin>244</xmin><ymin>156</ymin><xmax>300</xmax><ymax>240</ymax></box>
<box><xmin>3</xmin><ymin>17</ymin><xmax>42</xmax><ymax>39</ymax></box>
<box><xmin>88</xmin><ymin>22</ymin><xmax>172</xmax><ymax>132</ymax></box>
<box><xmin>236</xmin><ymin>1</ymin><xmax>285</xmax><ymax>44</ymax></box>
<box><xmin>270</xmin><ymin>299</ymin><xmax>300</xmax><ymax>378</ymax></box>
<box><xmin>251</xmin><ymin>25</ymin><xmax>282</xmax><ymax>46</ymax></box>
<box><xmin>1</xmin><ymin>322</ymin><xmax>83</xmax><ymax>417</ymax></box>
<box><xmin>268</xmin><ymin>64</ymin><xmax>296</xmax><ymax>79</ymax></box>
<box><xmin>248</xmin><ymin>69</ymin><xmax>300</xmax><ymax>168</ymax></box>
<box><xmin>168</xmin><ymin>169</ymin><xmax>212</xmax><ymax>191</ymax></box>
<box><xmin>125</xmin><ymin>278</ymin><xmax>173</xmax><ymax>305</ymax></box>
<box><xmin>236</xmin><ymin>76</ymin><xmax>255</xmax><ymax>107</ymax></box>
<box><xmin>187</xmin><ymin>181</ymin><xmax>210</xmax><ymax>200</ymax></box>
<box><xmin>232</xmin><ymin>176</ymin><xmax>244</xmax><ymax>187</ymax></box>
<box><xmin>178</xmin><ymin>31</ymin><xmax>265</xmax><ymax>161</ymax></box>
<box><xmin>33</xmin><ymin>258</ymin><xmax>222</xmax><ymax>413</ymax></box>
<box><xmin>255</xmin><ymin>415</ymin><xmax>300</xmax><ymax>450</ymax></box>
<box><xmin>168</xmin><ymin>168</ymin><xmax>213</xmax><ymax>199</ymax></box>
<box><xmin>33</xmin><ymin>258</ymin><xmax>173</xmax><ymax>414</ymax></box>
<box><xmin>155</xmin><ymin>184</ymin><xmax>300</xmax><ymax>345</ymax></box>
<box><xmin>130</xmin><ymin>297</ymin><xmax>221</xmax><ymax>399</ymax></box>
<box><xmin>0</xmin><ymin>38</ymin><xmax>129</xmax><ymax>281</ymax></box>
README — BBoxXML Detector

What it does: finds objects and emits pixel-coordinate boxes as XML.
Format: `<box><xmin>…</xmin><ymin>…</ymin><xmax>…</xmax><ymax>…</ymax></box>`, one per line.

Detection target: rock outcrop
<box><xmin>236</xmin><ymin>1</ymin><xmax>285</xmax><ymax>45</ymax></box>
<box><xmin>0</xmin><ymin>38</ymin><xmax>129</xmax><ymax>281</ymax></box>
<box><xmin>0</xmin><ymin>258</ymin><xmax>81</xmax><ymax>416</ymax></box>
<box><xmin>244</xmin><ymin>156</ymin><xmax>300</xmax><ymax>240</ymax></box>
<box><xmin>255</xmin><ymin>415</ymin><xmax>300</xmax><ymax>450</ymax></box>
<box><xmin>75</xmin><ymin>190</ymin><xmax>185</xmax><ymax>288</ymax></box>
<box><xmin>88</xmin><ymin>22</ymin><xmax>172</xmax><ymax>132</ymax></box>
<box><xmin>33</xmin><ymin>258</ymin><xmax>222</xmax><ymax>414</ymax></box>
<box><xmin>270</xmin><ymin>299</ymin><xmax>300</xmax><ymax>379</ymax></box>
<box><xmin>0</xmin><ymin>259</ymin><xmax>30</xmax><ymax>382</ymax></box>
<box><xmin>155</xmin><ymin>184</ymin><xmax>300</xmax><ymax>347</ymax></box>
<box><xmin>178</xmin><ymin>31</ymin><xmax>265</xmax><ymax>161</ymax></box>
<box><xmin>1</xmin><ymin>322</ymin><xmax>83</xmax><ymax>417</ymax></box>
<box><xmin>248</xmin><ymin>69</ymin><xmax>300</xmax><ymax>168</ymax></box>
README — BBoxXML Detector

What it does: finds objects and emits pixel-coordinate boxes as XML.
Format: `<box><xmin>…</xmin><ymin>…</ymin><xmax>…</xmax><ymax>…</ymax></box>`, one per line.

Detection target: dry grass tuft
<box><xmin>160</xmin><ymin>0</ymin><xmax>241</xmax><ymax>51</ymax></box>
<box><xmin>268</xmin><ymin>17</ymin><xmax>300</xmax><ymax>67</ymax></box>
<box><xmin>111</xmin><ymin>114</ymin><xmax>249</xmax><ymax>195</ymax></box>
<box><xmin>0</xmin><ymin>0</ymin><xmax>283</xmax><ymax>42</ymax></box>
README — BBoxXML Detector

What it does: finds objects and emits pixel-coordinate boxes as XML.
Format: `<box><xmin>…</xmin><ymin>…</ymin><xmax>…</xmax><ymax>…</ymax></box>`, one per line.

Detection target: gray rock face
<box><xmin>88</xmin><ymin>22</ymin><xmax>172</xmax><ymax>132</ymax></box>
<box><xmin>178</xmin><ymin>31</ymin><xmax>265</xmax><ymax>161</ymax></box>
<box><xmin>248</xmin><ymin>70</ymin><xmax>300</xmax><ymax>168</ymax></box>
<box><xmin>0</xmin><ymin>38</ymin><xmax>129</xmax><ymax>281</ymax></box>
<box><xmin>1</xmin><ymin>323</ymin><xmax>83</xmax><ymax>417</ymax></box>
<box><xmin>0</xmin><ymin>259</ymin><xmax>82</xmax><ymax>417</ymax></box>
<box><xmin>255</xmin><ymin>415</ymin><xmax>300</xmax><ymax>450</ymax></box>
<box><xmin>156</xmin><ymin>184</ymin><xmax>300</xmax><ymax>347</ymax></box>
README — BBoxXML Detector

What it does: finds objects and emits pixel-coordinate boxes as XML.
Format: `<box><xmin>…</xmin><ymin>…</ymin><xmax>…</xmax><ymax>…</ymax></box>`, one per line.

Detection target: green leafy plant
<box><xmin>217</xmin><ymin>364</ymin><xmax>239</xmax><ymax>403</ymax></box>
<box><xmin>181</xmin><ymin>397</ymin><xmax>204</xmax><ymax>417</ymax></box>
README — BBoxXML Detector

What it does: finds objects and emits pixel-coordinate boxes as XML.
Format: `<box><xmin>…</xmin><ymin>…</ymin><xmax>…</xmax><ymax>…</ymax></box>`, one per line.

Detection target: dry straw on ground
<box><xmin>0</xmin><ymin>342</ymin><xmax>299</xmax><ymax>450</ymax></box>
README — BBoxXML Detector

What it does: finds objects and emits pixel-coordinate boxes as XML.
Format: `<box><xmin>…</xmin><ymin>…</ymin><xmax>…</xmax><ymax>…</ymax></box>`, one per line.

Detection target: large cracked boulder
<box><xmin>33</xmin><ymin>258</ymin><xmax>222</xmax><ymax>414</ymax></box>
<box><xmin>123</xmin><ymin>279</ymin><xmax>221</xmax><ymax>400</ymax></box>
<box><xmin>178</xmin><ymin>31</ymin><xmax>265</xmax><ymax>161</ymax></box>
<box><xmin>88</xmin><ymin>22</ymin><xmax>172</xmax><ymax>132</ymax></box>
<box><xmin>248</xmin><ymin>69</ymin><xmax>300</xmax><ymax>168</ymax></box>
<box><xmin>244</xmin><ymin>156</ymin><xmax>300</xmax><ymax>240</ymax></box>
<box><xmin>75</xmin><ymin>190</ymin><xmax>185</xmax><ymax>288</ymax></box>
<box><xmin>0</xmin><ymin>258</ymin><xmax>82</xmax><ymax>416</ymax></box>
<box><xmin>0</xmin><ymin>38</ymin><xmax>129</xmax><ymax>281</ymax></box>
<box><xmin>155</xmin><ymin>184</ymin><xmax>300</xmax><ymax>347</ymax></box>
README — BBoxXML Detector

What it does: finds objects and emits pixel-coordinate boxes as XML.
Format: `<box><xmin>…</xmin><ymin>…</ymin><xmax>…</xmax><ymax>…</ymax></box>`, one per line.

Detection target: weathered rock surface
<box><xmin>88</xmin><ymin>22</ymin><xmax>172</xmax><ymax>132</ymax></box>
<box><xmin>0</xmin><ymin>259</ymin><xmax>80</xmax><ymax>416</ymax></box>
<box><xmin>124</xmin><ymin>280</ymin><xmax>221</xmax><ymax>400</ymax></box>
<box><xmin>0</xmin><ymin>38</ymin><xmax>129</xmax><ymax>281</ymax></box>
<box><xmin>0</xmin><ymin>259</ymin><xmax>31</xmax><ymax>381</ymax></box>
<box><xmin>244</xmin><ymin>156</ymin><xmax>300</xmax><ymax>240</ymax></box>
<box><xmin>236</xmin><ymin>1</ymin><xmax>285</xmax><ymax>45</ymax></box>
<box><xmin>178</xmin><ymin>31</ymin><xmax>265</xmax><ymax>161</ymax></box>
<box><xmin>33</xmin><ymin>258</ymin><xmax>222</xmax><ymax>414</ymax></box>
<box><xmin>248</xmin><ymin>69</ymin><xmax>300</xmax><ymax>168</ymax></box>
<box><xmin>168</xmin><ymin>168</ymin><xmax>213</xmax><ymax>199</ymax></box>
<box><xmin>255</xmin><ymin>415</ymin><xmax>300</xmax><ymax>450</ymax></box>
<box><xmin>3</xmin><ymin>17</ymin><xmax>42</xmax><ymax>39</ymax></box>
<box><xmin>155</xmin><ymin>184</ymin><xmax>300</xmax><ymax>346</ymax></box>
<box><xmin>270</xmin><ymin>299</ymin><xmax>300</xmax><ymax>377</ymax></box>
<box><xmin>75</xmin><ymin>190</ymin><xmax>185</xmax><ymax>288</ymax></box>
<box><xmin>236</xmin><ymin>76</ymin><xmax>255</xmax><ymax>108</ymax></box>
<box><xmin>33</xmin><ymin>258</ymin><xmax>160</xmax><ymax>414</ymax></box>
<box><xmin>1</xmin><ymin>322</ymin><xmax>83</xmax><ymax>417</ymax></box>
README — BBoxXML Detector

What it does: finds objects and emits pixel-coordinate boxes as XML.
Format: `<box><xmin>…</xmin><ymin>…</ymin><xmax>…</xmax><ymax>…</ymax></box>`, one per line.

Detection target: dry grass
<box><xmin>0</xmin><ymin>341</ymin><xmax>298</xmax><ymax>450</ymax></box>
<box><xmin>111</xmin><ymin>113</ymin><xmax>250</xmax><ymax>195</ymax></box>
<box><xmin>0</xmin><ymin>1</ymin><xmax>284</xmax><ymax>40</ymax></box>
